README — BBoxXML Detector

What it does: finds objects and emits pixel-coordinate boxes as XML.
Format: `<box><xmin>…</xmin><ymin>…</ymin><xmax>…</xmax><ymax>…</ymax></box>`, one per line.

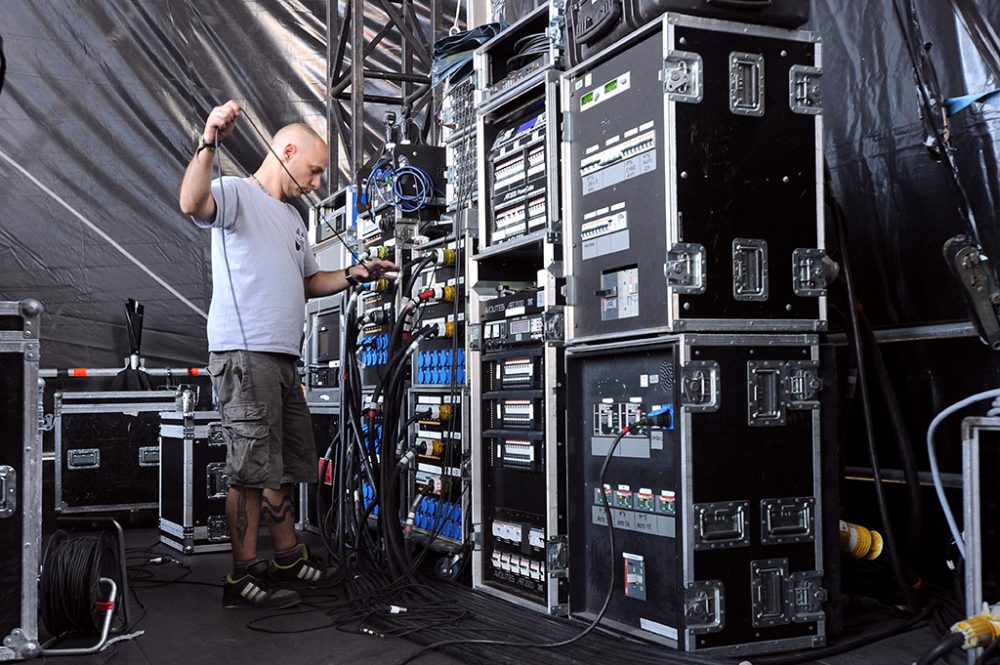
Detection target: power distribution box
<box><xmin>562</xmin><ymin>14</ymin><xmax>826</xmax><ymax>343</ymax></box>
<box><xmin>566</xmin><ymin>334</ymin><xmax>828</xmax><ymax>656</ymax></box>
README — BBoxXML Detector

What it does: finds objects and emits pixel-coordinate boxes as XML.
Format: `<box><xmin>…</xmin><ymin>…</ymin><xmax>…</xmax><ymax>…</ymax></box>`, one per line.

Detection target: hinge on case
<box><xmin>543</xmin><ymin>307</ymin><xmax>565</xmax><ymax>342</ymax></box>
<box><xmin>468</xmin><ymin>323</ymin><xmax>482</xmax><ymax>352</ymax></box>
<box><xmin>662</xmin><ymin>51</ymin><xmax>703</xmax><ymax>103</ymax></box>
<box><xmin>792</xmin><ymin>248</ymin><xmax>828</xmax><ymax>296</ymax></box>
<box><xmin>680</xmin><ymin>360</ymin><xmax>720</xmax><ymax>412</ymax></box>
<box><xmin>546</xmin><ymin>535</ymin><xmax>569</xmax><ymax>577</ymax></box>
<box><xmin>684</xmin><ymin>580</ymin><xmax>725</xmax><ymax>634</ymax></box>
<box><xmin>789</xmin><ymin>65</ymin><xmax>823</xmax><ymax>115</ymax></box>
<box><xmin>563</xmin><ymin>275</ymin><xmax>577</xmax><ymax>306</ymax></box>
<box><xmin>472</xmin><ymin>522</ymin><xmax>483</xmax><ymax>549</ymax></box>
<box><xmin>667</xmin><ymin>243</ymin><xmax>706</xmax><ymax>294</ymax></box>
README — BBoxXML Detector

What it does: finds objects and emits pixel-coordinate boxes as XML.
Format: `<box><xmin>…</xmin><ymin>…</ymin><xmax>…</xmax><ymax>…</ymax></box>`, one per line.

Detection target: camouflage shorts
<box><xmin>207</xmin><ymin>350</ymin><xmax>316</xmax><ymax>489</ymax></box>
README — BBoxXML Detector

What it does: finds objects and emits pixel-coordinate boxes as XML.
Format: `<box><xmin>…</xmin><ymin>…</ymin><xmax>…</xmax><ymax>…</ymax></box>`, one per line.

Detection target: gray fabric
<box><xmin>192</xmin><ymin>176</ymin><xmax>319</xmax><ymax>356</ymax></box>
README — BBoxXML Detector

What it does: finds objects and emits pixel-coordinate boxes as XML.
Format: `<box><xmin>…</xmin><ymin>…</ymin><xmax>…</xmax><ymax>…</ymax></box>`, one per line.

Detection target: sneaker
<box><xmin>223</xmin><ymin>559</ymin><xmax>301</xmax><ymax>609</ymax></box>
<box><xmin>271</xmin><ymin>544</ymin><xmax>337</xmax><ymax>589</ymax></box>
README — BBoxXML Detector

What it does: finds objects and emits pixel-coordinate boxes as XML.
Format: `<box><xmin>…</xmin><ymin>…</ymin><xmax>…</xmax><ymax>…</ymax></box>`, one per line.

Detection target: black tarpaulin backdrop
<box><xmin>0</xmin><ymin>1</ymin><xmax>999</xmax><ymax>370</ymax></box>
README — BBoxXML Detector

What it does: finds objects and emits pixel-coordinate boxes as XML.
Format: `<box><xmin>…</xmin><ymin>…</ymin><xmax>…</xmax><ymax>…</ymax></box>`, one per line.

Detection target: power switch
<box><xmin>623</xmin><ymin>552</ymin><xmax>646</xmax><ymax>601</ymax></box>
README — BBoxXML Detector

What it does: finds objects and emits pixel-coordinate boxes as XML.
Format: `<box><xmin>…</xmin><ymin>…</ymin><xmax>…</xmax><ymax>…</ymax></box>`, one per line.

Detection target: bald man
<box><xmin>179</xmin><ymin>100</ymin><xmax>395</xmax><ymax>609</ymax></box>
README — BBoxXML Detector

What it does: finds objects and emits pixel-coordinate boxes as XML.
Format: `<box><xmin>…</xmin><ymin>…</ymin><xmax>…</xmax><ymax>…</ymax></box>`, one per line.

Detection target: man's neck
<box><xmin>251</xmin><ymin>168</ymin><xmax>284</xmax><ymax>201</ymax></box>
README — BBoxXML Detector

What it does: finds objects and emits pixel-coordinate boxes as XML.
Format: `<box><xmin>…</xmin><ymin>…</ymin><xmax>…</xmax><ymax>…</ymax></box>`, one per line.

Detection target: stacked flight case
<box><xmin>158</xmin><ymin>406</ymin><xmax>231</xmax><ymax>554</ymax></box>
<box><xmin>54</xmin><ymin>390</ymin><xmax>177</xmax><ymax>514</ymax></box>
<box><xmin>0</xmin><ymin>300</ymin><xmax>43</xmax><ymax>661</ymax></box>
<box><xmin>962</xmin><ymin>416</ymin><xmax>1000</xmax><ymax>664</ymax></box>
<box><xmin>561</xmin><ymin>13</ymin><xmax>831</xmax><ymax>656</ymax></box>
<box><xmin>469</xmin><ymin>3</ymin><xmax>570</xmax><ymax>615</ymax></box>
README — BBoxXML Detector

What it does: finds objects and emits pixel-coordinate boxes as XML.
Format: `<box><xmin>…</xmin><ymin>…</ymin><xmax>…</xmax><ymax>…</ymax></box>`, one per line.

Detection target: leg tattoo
<box><xmin>262</xmin><ymin>492</ymin><xmax>294</xmax><ymax>524</ymax></box>
<box><xmin>235</xmin><ymin>490</ymin><xmax>249</xmax><ymax>545</ymax></box>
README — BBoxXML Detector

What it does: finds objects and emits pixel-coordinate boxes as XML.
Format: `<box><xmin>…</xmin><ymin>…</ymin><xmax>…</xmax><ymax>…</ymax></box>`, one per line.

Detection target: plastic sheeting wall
<box><xmin>0</xmin><ymin>0</ymin><xmax>329</xmax><ymax>369</ymax></box>
<box><xmin>813</xmin><ymin>0</ymin><xmax>1000</xmax><ymax>328</ymax></box>
<box><xmin>1</xmin><ymin>1</ymin><xmax>998</xmax><ymax>369</ymax></box>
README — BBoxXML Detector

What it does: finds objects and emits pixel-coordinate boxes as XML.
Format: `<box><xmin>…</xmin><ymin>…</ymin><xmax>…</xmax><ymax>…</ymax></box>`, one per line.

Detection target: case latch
<box><xmin>0</xmin><ymin>466</ymin><xmax>16</xmax><ymax>518</ymax></box>
<box><xmin>543</xmin><ymin>307</ymin><xmax>565</xmax><ymax>342</ymax></box>
<box><xmin>788</xmin><ymin>570</ymin><xmax>827</xmax><ymax>622</ymax></box>
<box><xmin>792</xmin><ymin>248</ymin><xmax>828</xmax><ymax>296</ymax></box>
<box><xmin>785</xmin><ymin>360</ymin><xmax>822</xmax><ymax>410</ymax></box>
<box><xmin>667</xmin><ymin>243</ymin><xmax>707</xmax><ymax>294</ymax></box>
<box><xmin>684</xmin><ymin>580</ymin><xmax>725</xmax><ymax>633</ymax></box>
<box><xmin>546</xmin><ymin>535</ymin><xmax>569</xmax><ymax>578</ymax></box>
<box><xmin>680</xmin><ymin>360</ymin><xmax>720</xmax><ymax>412</ymax></box>
<box><xmin>789</xmin><ymin>65</ymin><xmax>823</xmax><ymax>115</ymax></box>
<box><xmin>662</xmin><ymin>51</ymin><xmax>703</xmax><ymax>103</ymax></box>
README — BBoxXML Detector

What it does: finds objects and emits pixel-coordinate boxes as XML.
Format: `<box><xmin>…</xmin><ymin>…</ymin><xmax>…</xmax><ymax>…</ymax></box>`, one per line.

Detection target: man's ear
<box><xmin>282</xmin><ymin>143</ymin><xmax>296</xmax><ymax>162</ymax></box>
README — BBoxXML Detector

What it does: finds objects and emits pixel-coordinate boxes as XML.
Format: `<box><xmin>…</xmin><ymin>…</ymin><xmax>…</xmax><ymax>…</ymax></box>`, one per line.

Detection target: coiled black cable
<box><xmin>507</xmin><ymin>33</ymin><xmax>548</xmax><ymax>70</ymax></box>
<box><xmin>41</xmin><ymin>531</ymin><xmax>117</xmax><ymax>635</ymax></box>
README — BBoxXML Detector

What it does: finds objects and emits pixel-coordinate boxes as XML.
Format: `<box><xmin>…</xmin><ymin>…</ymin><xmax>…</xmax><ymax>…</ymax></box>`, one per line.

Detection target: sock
<box><xmin>274</xmin><ymin>544</ymin><xmax>304</xmax><ymax>566</ymax></box>
<box><xmin>232</xmin><ymin>557</ymin><xmax>261</xmax><ymax>578</ymax></box>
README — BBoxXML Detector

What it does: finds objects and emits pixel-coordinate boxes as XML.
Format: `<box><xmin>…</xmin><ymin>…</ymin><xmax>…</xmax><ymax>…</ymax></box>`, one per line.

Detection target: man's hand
<box><xmin>349</xmin><ymin>258</ymin><xmax>399</xmax><ymax>281</ymax></box>
<box><xmin>203</xmin><ymin>100</ymin><xmax>242</xmax><ymax>144</ymax></box>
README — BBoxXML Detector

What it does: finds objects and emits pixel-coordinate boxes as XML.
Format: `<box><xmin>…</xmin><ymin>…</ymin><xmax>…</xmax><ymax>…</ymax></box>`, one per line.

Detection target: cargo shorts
<box><xmin>207</xmin><ymin>350</ymin><xmax>316</xmax><ymax>489</ymax></box>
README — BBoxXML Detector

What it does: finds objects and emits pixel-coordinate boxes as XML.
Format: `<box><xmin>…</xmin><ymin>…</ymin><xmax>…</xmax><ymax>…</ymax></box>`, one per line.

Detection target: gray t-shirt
<box><xmin>192</xmin><ymin>176</ymin><xmax>319</xmax><ymax>356</ymax></box>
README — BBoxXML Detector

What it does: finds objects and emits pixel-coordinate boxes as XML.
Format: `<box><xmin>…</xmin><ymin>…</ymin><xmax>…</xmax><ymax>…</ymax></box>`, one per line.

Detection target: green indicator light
<box><xmin>605</xmin><ymin>79</ymin><xmax>618</xmax><ymax>93</ymax></box>
<box><xmin>581</xmin><ymin>91</ymin><xmax>594</xmax><ymax>106</ymax></box>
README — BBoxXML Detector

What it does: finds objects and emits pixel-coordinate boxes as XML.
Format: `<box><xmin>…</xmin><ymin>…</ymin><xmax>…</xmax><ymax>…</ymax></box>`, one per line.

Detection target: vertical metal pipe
<box><xmin>351</xmin><ymin>0</ymin><xmax>365</xmax><ymax>187</ymax></box>
<box><xmin>327</xmin><ymin>0</ymin><xmax>340</xmax><ymax>190</ymax></box>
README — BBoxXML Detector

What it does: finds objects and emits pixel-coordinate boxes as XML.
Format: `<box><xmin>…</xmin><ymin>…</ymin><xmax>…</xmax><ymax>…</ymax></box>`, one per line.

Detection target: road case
<box><xmin>54</xmin><ymin>390</ymin><xmax>177</xmax><ymax>513</ymax></box>
<box><xmin>565</xmin><ymin>0</ymin><xmax>809</xmax><ymax>66</ymax></box>
<box><xmin>562</xmin><ymin>14</ymin><xmax>826</xmax><ymax>342</ymax></box>
<box><xmin>566</xmin><ymin>334</ymin><xmax>829</xmax><ymax>656</ymax></box>
<box><xmin>158</xmin><ymin>410</ymin><xmax>231</xmax><ymax>554</ymax></box>
<box><xmin>0</xmin><ymin>300</ymin><xmax>43</xmax><ymax>660</ymax></box>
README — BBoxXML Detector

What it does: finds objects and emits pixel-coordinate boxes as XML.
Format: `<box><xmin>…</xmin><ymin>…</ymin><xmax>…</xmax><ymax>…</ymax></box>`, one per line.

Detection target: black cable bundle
<box><xmin>506</xmin><ymin>33</ymin><xmax>548</xmax><ymax>70</ymax></box>
<box><xmin>40</xmin><ymin>530</ymin><xmax>117</xmax><ymax>636</ymax></box>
